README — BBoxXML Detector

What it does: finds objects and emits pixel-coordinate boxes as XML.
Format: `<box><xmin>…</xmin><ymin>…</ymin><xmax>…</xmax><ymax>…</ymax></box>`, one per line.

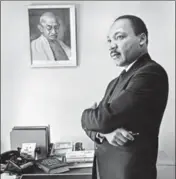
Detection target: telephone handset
<box><xmin>0</xmin><ymin>150</ymin><xmax>20</xmax><ymax>174</ymax></box>
<box><xmin>0</xmin><ymin>150</ymin><xmax>34</xmax><ymax>174</ymax></box>
<box><xmin>0</xmin><ymin>150</ymin><xmax>20</xmax><ymax>164</ymax></box>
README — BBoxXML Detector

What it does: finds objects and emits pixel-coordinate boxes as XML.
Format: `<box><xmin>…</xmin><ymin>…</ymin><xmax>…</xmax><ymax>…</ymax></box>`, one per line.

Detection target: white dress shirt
<box><xmin>124</xmin><ymin>59</ymin><xmax>137</xmax><ymax>72</ymax></box>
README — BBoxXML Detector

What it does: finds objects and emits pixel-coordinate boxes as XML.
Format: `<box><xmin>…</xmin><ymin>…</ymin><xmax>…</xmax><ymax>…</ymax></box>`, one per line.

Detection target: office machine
<box><xmin>10</xmin><ymin>126</ymin><xmax>51</xmax><ymax>160</ymax></box>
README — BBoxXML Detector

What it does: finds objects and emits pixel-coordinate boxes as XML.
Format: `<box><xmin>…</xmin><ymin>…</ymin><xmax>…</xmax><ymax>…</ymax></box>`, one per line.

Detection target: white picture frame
<box><xmin>28</xmin><ymin>5</ymin><xmax>77</xmax><ymax>67</ymax></box>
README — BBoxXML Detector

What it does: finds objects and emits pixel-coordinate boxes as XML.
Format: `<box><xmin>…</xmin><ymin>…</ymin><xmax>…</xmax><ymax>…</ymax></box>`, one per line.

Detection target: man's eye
<box><xmin>107</xmin><ymin>39</ymin><xmax>111</xmax><ymax>43</ymax></box>
<box><xmin>116</xmin><ymin>35</ymin><xmax>124</xmax><ymax>40</ymax></box>
<box><xmin>46</xmin><ymin>26</ymin><xmax>52</xmax><ymax>30</ymax></box>
<box><xmin>55</xmin><ymin>26</ymin><xmax>59</xmax><ymax>29</ymax></box>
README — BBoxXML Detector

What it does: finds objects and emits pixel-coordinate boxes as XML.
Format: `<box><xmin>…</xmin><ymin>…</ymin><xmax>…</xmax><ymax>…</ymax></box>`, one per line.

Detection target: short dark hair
<box><xmin>115</xmin><ymin>15</ymin><xmax>148</xmax><ymax>44</ymax></box>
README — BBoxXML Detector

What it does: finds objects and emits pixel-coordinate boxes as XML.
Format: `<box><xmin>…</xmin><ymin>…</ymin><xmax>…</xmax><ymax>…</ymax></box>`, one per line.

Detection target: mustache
<box><xmin>110</xmin><ymin>50</ymin><xmax>121</xmax><ymax>56</ymax></box>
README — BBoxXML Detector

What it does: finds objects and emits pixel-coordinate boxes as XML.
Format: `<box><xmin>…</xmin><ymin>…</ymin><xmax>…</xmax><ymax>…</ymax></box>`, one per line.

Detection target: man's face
<box><xmin>39</xmin><ymin>16</ymin><xmax>60</xmax><ymax>41</ymax></box>
<box><xmin>107</xmin><ymin>19</ymin><xmax>141</xmax><ymax>67</ymax></box>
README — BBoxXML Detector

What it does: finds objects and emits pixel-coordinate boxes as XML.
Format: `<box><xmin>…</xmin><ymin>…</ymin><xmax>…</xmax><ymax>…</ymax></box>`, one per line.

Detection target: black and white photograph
<box><xmin>1</xmin><ymin>1</ymin><xmax>175</xmax><ymax>179</ymax></box>
<box><xmin>28</xmin><ymin>5</ymin><xmax>76</xmax><ymax>67</ymax></box>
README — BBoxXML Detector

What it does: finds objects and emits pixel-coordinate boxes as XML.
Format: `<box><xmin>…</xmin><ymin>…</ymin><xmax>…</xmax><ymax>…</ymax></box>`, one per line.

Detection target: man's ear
<box><xmin>37</xmin><ymin>24</ymin><xmax>43</xmax><ymax>33</ymax></box>
<box><xmin>139</xmin><ymin>33</ymin><xmax>147</xmax><ymax>46</ymax></box>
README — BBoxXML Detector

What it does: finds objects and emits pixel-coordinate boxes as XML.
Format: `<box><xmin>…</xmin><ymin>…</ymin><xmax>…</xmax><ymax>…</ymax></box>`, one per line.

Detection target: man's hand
<box><xmin>103</xmin><ymin>128</ymin><xmax>134</xmax><ymax>146</ymax></box>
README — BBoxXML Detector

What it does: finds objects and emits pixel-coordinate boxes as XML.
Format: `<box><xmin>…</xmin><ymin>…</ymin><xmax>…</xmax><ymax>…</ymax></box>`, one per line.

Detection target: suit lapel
<box><xmin>107</xmin><ymin>53</ymin><xmax>151</xmax><ymax>103</ymax></box>
<box><xmin>103</xmin><ymin>77</ymin><xmax>121</xmax><ymax>104</ymax></box>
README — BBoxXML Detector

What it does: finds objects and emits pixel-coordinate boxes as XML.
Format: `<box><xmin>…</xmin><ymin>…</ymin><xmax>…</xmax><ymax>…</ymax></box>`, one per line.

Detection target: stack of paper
<box><xmin>50</xmin><ymin>142</ymin><xmax>73</xmax><ymax>156</ymax></box>
<box><xmin>66</xmin><ymin>150</ymin><xmax>94</xmax><ymax>163</ymax></box>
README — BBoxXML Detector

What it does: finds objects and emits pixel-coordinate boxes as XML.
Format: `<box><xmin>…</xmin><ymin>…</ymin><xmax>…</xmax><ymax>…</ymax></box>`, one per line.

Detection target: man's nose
<box><xmin>51</xmin><ymin>28</ymin><xmax>56</xmax><ymax>34</ymax></box>
<box><xmin>109</xmin><ymin>41</ymin><xmax>118</xmax><ymax>50</ymax></box>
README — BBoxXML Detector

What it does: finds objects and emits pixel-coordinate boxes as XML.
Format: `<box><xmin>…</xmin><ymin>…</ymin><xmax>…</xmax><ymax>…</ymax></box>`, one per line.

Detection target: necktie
<box><xmin>49</xmin><ymin>40</ymin><xmax>69</xmax><ymax>61</ymax></box>
<box><xmin>118</xmin><ymin>69</ymin><xmax>126</xmax><ymax>83</ymax></box>
<box><xmin>120</xmin><ymin>69</ymin><xmax>126</xmax><ymax>77</ymax></box>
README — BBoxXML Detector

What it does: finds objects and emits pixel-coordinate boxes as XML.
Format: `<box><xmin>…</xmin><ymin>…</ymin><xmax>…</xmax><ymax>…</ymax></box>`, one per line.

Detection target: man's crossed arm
<box><xmin>81</xmin><ymin>69</ymin><xmax>164</xmax><ymax>146</ymax></box>
<box><xmin>84</xmin><ymin>102</ymin><xmax>135</xmax><ymax>147</ymax></box>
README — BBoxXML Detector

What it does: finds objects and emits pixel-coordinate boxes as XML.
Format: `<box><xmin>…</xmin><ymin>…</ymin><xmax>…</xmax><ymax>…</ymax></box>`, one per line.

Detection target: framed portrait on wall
<box><xmin>28</xmin><ymin>5</ymin><xmax>77</xmax><ymax>67</ymax></box>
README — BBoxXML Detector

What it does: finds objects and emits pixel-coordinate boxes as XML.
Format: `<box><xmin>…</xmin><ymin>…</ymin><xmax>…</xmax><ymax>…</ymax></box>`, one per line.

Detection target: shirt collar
<box><xmin>124</xmin><ymin>59</ymin><xmax>137</xmax><ymax>72</ymax></box>
<box><xmin>124</xmin><ymin>52</ymin><xmax>149</xmax><ymax>72</ymax></box>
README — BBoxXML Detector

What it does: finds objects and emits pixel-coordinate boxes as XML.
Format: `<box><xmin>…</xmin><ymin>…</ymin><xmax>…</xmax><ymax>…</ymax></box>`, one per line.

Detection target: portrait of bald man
<box><xmin>28</xmin><ymin>8</ymin><xmax>71</xmax><ymax>64</ymax></box>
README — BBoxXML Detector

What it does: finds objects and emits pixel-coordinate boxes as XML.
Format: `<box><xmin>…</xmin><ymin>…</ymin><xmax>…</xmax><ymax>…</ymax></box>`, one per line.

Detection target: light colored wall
<box><xmin>1</xmin><ymin>1</ymin><xmax>175</xmax><ymax>161</ymax></box>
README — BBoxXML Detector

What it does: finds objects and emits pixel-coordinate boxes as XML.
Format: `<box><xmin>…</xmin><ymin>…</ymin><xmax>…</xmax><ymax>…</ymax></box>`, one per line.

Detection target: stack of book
<box><xmin>50</xmin><ymin>142</ymin><xmax>73</xmax><ymax>156</ymax></box>
<box><xmin>66</xmin><ymin>150</ymin><xmax>94</xmax><ymax>163</ymax></box>
<box><xmin>35</xmin><ymin>156</ymin><xmax>69</xmax><ymax>174</ymax></box>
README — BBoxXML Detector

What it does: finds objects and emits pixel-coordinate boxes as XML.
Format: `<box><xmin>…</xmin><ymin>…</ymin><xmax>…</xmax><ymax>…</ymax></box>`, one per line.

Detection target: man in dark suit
<box><xmin>81</xmin><ymin>15</ymin><xmax>168</xmax><ymax>179</ymax></box>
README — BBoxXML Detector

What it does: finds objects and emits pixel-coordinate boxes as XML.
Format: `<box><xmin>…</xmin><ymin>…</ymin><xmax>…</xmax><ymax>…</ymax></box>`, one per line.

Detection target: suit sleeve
<box><xmin>84</xmin><ymin>129</ymin><xmax>97</xmax><ymax>142</ymax></box>
<box><xmin>83</xmin><ymin>129</ymin><xmax>104</xmax><ymax>144</ymax></box>
<box><xmin>82</xmin><ymin>80</ymin><xmax>115</xmax><ymax>142</ymax></box>
<box><xmin>81</xmin><ymin>67</ymin><xmax>168</xmax><ymax>134</ymax></box>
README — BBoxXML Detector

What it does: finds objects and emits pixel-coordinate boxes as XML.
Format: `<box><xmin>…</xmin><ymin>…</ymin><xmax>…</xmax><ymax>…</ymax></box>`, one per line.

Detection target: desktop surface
<box><xmin>20</xmin><ymin>167</ymin><xmax>92</xmax><ymax>179</ymax></box>
<box><xmin>20</xmin><ymin>175</ymin><xmax>91</xmax><ymax>179</ymax></box>
<box><xmin>1</xmin><ymin>165</ymin><xmax>175</xmax><ymax>179</ymax></box>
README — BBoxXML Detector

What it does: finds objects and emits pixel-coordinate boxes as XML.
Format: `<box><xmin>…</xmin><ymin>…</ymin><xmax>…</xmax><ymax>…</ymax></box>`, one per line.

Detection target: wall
<box><xmin>1</xmin><ymin>1</ymin><xmax>175</xmax><ymax>161</ymax></box>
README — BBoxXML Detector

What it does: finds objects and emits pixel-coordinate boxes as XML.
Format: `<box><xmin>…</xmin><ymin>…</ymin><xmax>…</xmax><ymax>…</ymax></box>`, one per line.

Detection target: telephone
<box><xmin>0</xmin><ymin>150</ymin><xmax>34</xmax><ymax>175</ymax></box>
<box><xmin>0</xmin><ymin>150</ymin><xmax>20</xmax><ymax>164</ymax></box>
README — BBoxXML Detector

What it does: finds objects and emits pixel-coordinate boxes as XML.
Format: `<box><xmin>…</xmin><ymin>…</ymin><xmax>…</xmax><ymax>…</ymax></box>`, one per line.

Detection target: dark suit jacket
<box><xmin>81</xmin><ymin>53</ymin><xmax>169</xmax><ymax>179</ymax></box>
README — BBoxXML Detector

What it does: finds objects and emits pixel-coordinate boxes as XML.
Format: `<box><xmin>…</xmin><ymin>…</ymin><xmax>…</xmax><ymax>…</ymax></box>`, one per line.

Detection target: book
<box><xmin>68</xmin><ymin>162</ymin><xmax>93</xmax><ymax>169</ymax></box>
<box><xmin>47</xmin><ymin>166</ymin><xmax>69</xmax><ymax>174</ymax></box>
<box><xmin>66</xmin><ymin>150</ymin><xmax>94</xmax><ymax>159</ymax></box>
<box><xmin>35</xmin><ymin>157</ymin><xmax>69</xmax><ymax>174</ymax></box>
<box><xmin>66</xmin><ymin>150</ymin><xmax>94</xmax><ymax>163</ymax></box>
<box><xmin>66</xmin><ymin>158</ymin><xmax>93</xmax><ymax>163</ymax></box>
<box><xmin>50</xmin><ymin>142</ymin><xmax>73</xmax><ymax>156</ymax></box>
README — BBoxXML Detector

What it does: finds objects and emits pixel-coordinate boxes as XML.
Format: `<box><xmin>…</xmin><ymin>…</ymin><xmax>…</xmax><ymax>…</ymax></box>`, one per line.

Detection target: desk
<box><xmin>20</xmin><ymin>168</ymin><xmax>92</xmax><ymax>179</ymax></box>
<box><xmin>1</xmin><ymin>151</ymin><xmax>175</xmax><ymax>179</ymax></box>
<box><xmin>1</xmin><ymin>166</ymin><xmax>175</xmax><ymax>179</ymax></box>
<box><xmin>20</xmin><ymin>166</ymin><xmax>176</xmax><ymax>179</ymax></box>
<box><xmin>0</xmin><ymin>168</ymin><xmax>92</xmax><ymax>179</ymax></box>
